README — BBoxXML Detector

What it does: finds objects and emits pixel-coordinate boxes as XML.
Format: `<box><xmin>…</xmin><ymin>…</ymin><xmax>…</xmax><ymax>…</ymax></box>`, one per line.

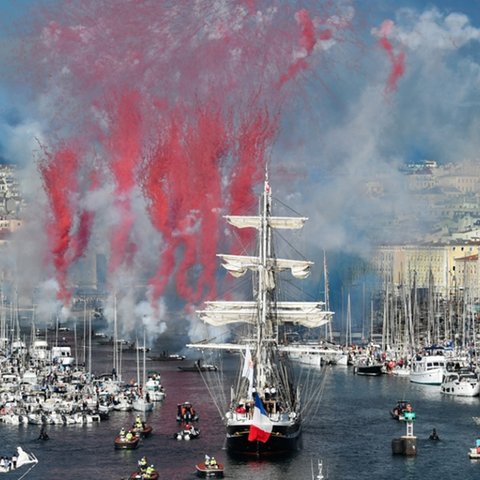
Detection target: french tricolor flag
<box><xmin>248</xmin><ymin>393</ymin><xmax>273</xmax><ymax>443</ymax></box>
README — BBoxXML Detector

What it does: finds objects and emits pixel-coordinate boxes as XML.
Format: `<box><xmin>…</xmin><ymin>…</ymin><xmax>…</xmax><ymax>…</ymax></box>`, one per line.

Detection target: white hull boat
<box><xmin>132</xmin><ymin>397</ymin><xmax>154</xmax><ymax>413</ymax></box>
<box><xmin>441</xmin><ymin>370</ymin><xmax>480</xmax><ymax>397</ymax></box>
<box><xmin>410</xmin><ymin>355</ymin><xmax>446</xmax><ymax>385</ymax></box>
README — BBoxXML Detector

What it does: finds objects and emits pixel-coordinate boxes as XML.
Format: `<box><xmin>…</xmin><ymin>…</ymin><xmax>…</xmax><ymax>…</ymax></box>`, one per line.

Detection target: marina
<box><xmin>2</xmin><ymin>347</ymin><xmax>480</xmax><ymax>478</ymax></box>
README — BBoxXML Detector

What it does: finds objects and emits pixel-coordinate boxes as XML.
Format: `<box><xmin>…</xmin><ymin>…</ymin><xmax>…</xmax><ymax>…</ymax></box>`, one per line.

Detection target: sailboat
<box><xmin>188</xmin><ymin>178</ymin><xmax>332</xmax><ymax>456</ymax></box>
<box><xmin>132</xmin><ymin>331</ymin><xmax>154</xmax><ymax>412</ymax></box>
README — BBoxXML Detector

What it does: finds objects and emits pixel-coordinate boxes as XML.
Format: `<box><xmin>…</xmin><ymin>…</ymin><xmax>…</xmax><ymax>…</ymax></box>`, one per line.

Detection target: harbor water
<box><xmin>3</xmin><ymin>346</ymin><xmax>480</xmax><ymax>479</ymax></box>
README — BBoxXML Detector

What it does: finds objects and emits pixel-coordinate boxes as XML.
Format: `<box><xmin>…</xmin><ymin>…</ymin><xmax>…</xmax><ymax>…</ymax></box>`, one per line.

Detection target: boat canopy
<box><xmin>218</xmin><ymin>254</ymin><xmax>313</xmax><ymax>279</ymax></box>
<box><xmin>225</xmin><ymin>215</ymin><xmax>308</xmax><ymax>230</ymax></box>
<box><xmin>197</xmin><ymin>301</ymin><xmax>333</xmax><ymax>328</ymax></box>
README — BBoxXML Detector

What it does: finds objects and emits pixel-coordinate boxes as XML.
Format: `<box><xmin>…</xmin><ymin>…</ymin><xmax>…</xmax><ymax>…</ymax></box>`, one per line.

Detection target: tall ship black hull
<box><xmin>226</xmin><ymin>421</ymin><xmax>302</xmax><ymax>456</ymax></box>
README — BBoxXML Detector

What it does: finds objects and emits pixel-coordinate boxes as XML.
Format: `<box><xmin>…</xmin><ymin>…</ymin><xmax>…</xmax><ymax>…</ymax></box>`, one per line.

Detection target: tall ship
<box><xmin>189</xmin><ymin>177</ymin><xmax>333</xmax><ymax>456</ymax></box>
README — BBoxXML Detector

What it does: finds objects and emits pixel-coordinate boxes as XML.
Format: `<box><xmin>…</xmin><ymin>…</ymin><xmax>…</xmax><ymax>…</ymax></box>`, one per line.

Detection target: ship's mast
<box><xmin>256</xmin><ymin>179</ymin><xmax>271</xmax><ymax>393</ymax></box>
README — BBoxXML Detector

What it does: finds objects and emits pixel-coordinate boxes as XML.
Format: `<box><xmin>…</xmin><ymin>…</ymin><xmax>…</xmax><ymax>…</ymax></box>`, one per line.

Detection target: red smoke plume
<box><xmin>378</xmin><ymin>20</ymin><xmax>405</xmax><ymax>93</ymax></box>
<box><xmin>104</xmin><ymin>90</ymin><xmax>142</xmax><ymax>274</ymax></box>
<box><xmin>69</xmin><ymin>168</ymin><xmax>98</xmax><ymax>264</ymax></box>
<box><xmin>25</xmin><ymin>1</ymin><xmax>353</xmax><ymax>310</ymax></box>
<box><xmin>39</xmin><ymin>144</ymin><xmax>81</xmax><ymax>303</ymax></box>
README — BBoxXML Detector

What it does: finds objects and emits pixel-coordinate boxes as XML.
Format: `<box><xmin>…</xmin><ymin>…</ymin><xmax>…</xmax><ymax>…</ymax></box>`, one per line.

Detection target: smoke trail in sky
<box><xmin>69</xmin><ymin>168</ymin><xmax>98</xmax><ymax>264</ymax></box>
<box><xmin>376</xmin><ymin>20</ymin><xmax>406</xmax><ymax>94</ymax></box>
<box><xmin>38</xmin><ymin>142</ymin><xmax>81</xmax><ymax>303</ymax></box>
<box><xmin>103</xmin><ymin>90</ymin><xmax>142</xmax><ymax>275</ymax></box>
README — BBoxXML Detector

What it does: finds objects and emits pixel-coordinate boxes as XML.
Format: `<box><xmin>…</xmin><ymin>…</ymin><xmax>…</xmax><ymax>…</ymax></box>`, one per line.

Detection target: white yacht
<box><xmin>30</xmin><ymin>339</ymin><xmax>50</xmax><ymax>362</ymax></box>
<box><xmin>284</xmin><ymin>343</ymin><xmax>344</xmax><ymax>367</ymax></box>
<box><xmin>51</xmin><ymin>346</ymin><xmax>75</xmax><ymax>366</ymax></box>
<box><xmin>440</xmin><ymin>369</ymin><xmax>480</xmax><ymax>397</ymax></box>
<box><xmin>409</xmin><ymin>354</ymin><xmax>446</xmax><ymax>385</ymax></box>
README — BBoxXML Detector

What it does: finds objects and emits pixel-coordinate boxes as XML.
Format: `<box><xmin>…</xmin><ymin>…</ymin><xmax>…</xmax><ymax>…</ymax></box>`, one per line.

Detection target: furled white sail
<box><xmin>197</xmin><ymin>301</ymin><xmax>333</xmax><ymax>328</ymax></box>
<box><xmin>225</xmin><ymin>215</ymin><xmax>308</xmax><ymax>230</ymax></box>
<box><xmin>218</xmin><ymin>254</ymin><xmax>313</xmax><ymax>279</ymax></box>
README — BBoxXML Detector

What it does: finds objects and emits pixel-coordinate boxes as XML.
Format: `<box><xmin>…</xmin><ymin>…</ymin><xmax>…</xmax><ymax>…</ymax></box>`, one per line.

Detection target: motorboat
<box><xmin>176</xmin><ymin>402</ymin><xmax>199</xmax><ymax>422</ymax></box>
<box><xmin>129</xmin><ymin>469</ymin><xmax>159</xmax><ymax>479</ymax></box>
<box><xmin>132</xmin><ymin>395</ymin><xmax>154</xmax><ymax>413</ymax></box>
<box><xmin>441</xmin><ymin>369</ymin><xmax>480</xmax><ymax>397</ymax></box>
<box><xmin>410</xmin><ymin>354</ymin><xmax>446</xmax><ymax>385</ymax></box>
<box><xmin>114</xmin><ymin>432</ymin><xmax>139</xmax><ymax>449</ymax></box>
<box><xmin>284</xmin><ymin>343</ymin><xmax>345</xmax><ymax>367</ymax></box>
<box><xmin>390</xmin><ymin>400</ymin><xmax>412</xmax><ymax>421</ymax></box>
<box><xmin>148</xmin><ymin>353</ymin><xmax>186</xmax><ymax>361</ymax></box>
<box><xmin>195</xmin><ymin>457</ymin><xmax>223</xmax><ymax>477</ymax></box>
<box><xmin>145</xmin><ymin>375</ymin><xmax>166</xmax><ymax>401</ymax></box>
<box><xmin>353</xmin><ymin>356</ymin><xmax>383</xmax><ymax>376</ymax></box>
<box><xmin>174</xmin><ymin>425</ymin><xmax>200</xmax><ymax>441</ymax></box>
<box><xmin>132</xmin><ymin>419</ymin><xmax>153</xmax><ymax>438</ymax></box>
<box><xmin>392</xmin><ymin>365</ymin><xmax>410</xmax><ymax>377</ymax></box>
<box><xmin>469</xmin><ymin>441</ymin><xmax>480</xmax><ymax>459</ymax></box>
<box><xmin>178</xmin><ymin>360</ymin><xmax>218</xmax><ymax>372</ymax></box>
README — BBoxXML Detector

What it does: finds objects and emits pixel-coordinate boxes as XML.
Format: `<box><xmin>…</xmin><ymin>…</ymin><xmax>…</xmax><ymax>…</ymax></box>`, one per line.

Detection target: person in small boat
<box><xmin>476</xmin><ymin>437</ymin><xmax>480</xmax><ymax>454</ymax></box>
<box><xmin>209</xmin><ymin>457</ymin><xmax>217</xmax><ymax>468</ymax></box>
<box><xmin>126</xmin><ymin>430</ymin><xmax>134</xmax><ymax>442</ymax></box>
<box><xmin>134</xmin><ymin>416</ymin><xmax>144</xmax><ymax>429</ymax></box>
<box><xmin>144</xmin><ymin>464</ymin><xmax>156</xmax><ymax>479</ymax></box>
<box><xmin>204</xmin><ymin>454</ymin><xmax>211</xmax><ymax>466</ymax></box>
<box><xmin>138</xmin><ymin>456</ymin><xmax>148</xmax><ymax>472</ymax></box>
<box><xmin>429</xmin><ymin>428</ymin><xmax>440</xmax><ymax>441</ymax></box>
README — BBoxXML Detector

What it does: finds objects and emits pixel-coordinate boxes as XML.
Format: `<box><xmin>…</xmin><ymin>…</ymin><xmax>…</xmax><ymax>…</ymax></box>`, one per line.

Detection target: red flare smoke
<box><xmin>23</xmin><ymin>1</ymin><xmax>354</xmax><ymax>309</ymax></box>
<box><xmin>39</xmin><ymin>144</ymin><xmax>80</xmax><ymax>303</ymax></box>
<box><xmin>378</xmin><ymin>20</ymin><xmax>405</xmax><ymax>94</ymax></box>
<box><xmin>69</xmin><ymin>169</ymin><xmax>98</xmax><ymax>264</ymax></box>
<box><xmin>105</xmin><ymin>90</ymin><xmax>142</xmax><ymax>274</ymax></box>
<box><xmin>142</xmin><ymin>106</ymin><xmax>229</xmax><ymax>302</ymax></box>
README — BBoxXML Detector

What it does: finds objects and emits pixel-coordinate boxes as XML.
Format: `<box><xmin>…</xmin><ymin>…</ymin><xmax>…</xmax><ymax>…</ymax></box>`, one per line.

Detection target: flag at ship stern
<box><xmin>248</xmin><ymin>393</ymin><xmax>273</xmax><ymax>443</ymax></box>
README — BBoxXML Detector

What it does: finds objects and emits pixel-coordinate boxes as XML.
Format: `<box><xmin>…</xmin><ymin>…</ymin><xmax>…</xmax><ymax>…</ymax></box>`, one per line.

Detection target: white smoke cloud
<box><xmin>271</xmin><ymin>4</ymin><xmax>480</xmax><ymax>262</ymax></box>
<box><xmin>0</xmin><ymin>120</ymin><xmax>45</xmax><ymax>167</ymax></box>
<box><xmin>394</xmin><ymin>9</ymin><xmax>480</xmax><ymax>52</ymax></box>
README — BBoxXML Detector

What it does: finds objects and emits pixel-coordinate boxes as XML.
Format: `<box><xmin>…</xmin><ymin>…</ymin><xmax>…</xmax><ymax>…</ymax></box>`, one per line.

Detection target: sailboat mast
<box><xmin>323</xmin><ymin>251</ymin><xmax>333</xmax><ymax>342</ymax></box>
<box><xmin>136</xmin><ymin>336</ymin><xmax>140</xmax><ymax>387</ymax></box>
<box><xmin>113</xmin><ymin>292</ymin><xmax>118</xmax><ymax>377</ymax></box>
<box><xmin>143</xmin><ymin>329</ymin><xmax>147</xmax><ymax>393</ymax></box>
